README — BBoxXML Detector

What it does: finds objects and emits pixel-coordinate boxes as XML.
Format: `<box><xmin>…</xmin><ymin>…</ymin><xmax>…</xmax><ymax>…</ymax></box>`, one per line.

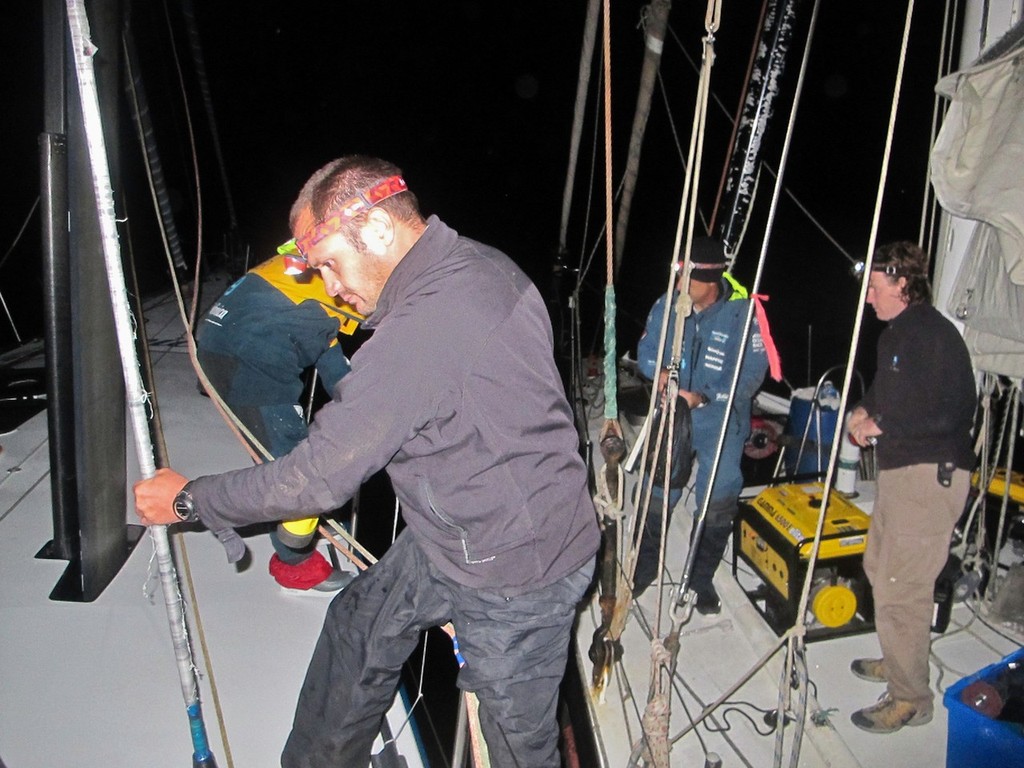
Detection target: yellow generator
<box><xmin>733</xmin><ymin>482</ymin><xmax>875</xmax><ymax>641</ymax></box>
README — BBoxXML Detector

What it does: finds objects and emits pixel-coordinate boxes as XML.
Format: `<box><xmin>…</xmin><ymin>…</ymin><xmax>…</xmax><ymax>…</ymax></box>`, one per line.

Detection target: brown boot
<box><xmin>851</xmin><ymin>692</ymin><xmax>932</xmax><ymax>733</ymax></box>
<box><xmin>850</xmin><ymin>658</ymin><xmax>887</xmax><ymax>683</ymax></box>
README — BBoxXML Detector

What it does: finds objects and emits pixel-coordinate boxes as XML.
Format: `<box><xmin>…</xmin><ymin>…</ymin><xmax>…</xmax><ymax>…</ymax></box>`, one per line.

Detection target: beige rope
<box><xmin>176</xmin><ymin>532</ymin><xmax>235</xmax><ymax>766</ymax></box>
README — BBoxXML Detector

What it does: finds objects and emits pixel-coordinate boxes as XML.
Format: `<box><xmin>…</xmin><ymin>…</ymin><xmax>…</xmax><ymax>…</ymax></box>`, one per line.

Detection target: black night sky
<box><xmin>0</xmin><ymin>4</ymin><xmax>966</xmax><ymax>763</ymax></box>
<box><xmin>3</xmin><ymin>1</ymin><xmax>956</xmax><ymax>389</ymax></box>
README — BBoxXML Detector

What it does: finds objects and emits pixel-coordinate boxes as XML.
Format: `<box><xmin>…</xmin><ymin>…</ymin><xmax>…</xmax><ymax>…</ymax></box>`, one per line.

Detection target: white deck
<box><xmin>574</xmin><ymin>392</ymin><xmax>1023</xmax><ymax>768</ymax></box>
<box><xmin>0</xmin><ymin>289</ymin><xmax>428</xmax><ymax>768</ymax></box>
<box><xmin>1</xmin><ymin>288</ymin><xmax>1021</xmax><ymax>768</ymax></box>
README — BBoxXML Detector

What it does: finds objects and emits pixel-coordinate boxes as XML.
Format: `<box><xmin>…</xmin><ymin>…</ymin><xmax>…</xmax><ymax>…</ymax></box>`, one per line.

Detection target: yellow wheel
<box><xmin>812</xmin><ymin>584</ymin><xmax>857</xmax><ymax>628</ymax></box>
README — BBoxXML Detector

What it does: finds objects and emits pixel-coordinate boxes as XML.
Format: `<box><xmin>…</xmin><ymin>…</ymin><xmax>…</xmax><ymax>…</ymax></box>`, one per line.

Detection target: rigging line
<box><xmin>0</xmin><ymin>196</ymin><xmax>40</xmax><ymax>272</ymax></box>
<box><xmin>919</xmin><ymin>0</ymin><xmax>959</xmax><ymax>248</ymax></box>
<box><xmin>666</xmin><ymin>0</ymin><xmax>827</xmax><ymax>761</ymax></box>
<box><xmin>160</xmin><ymin>0</ymin><xmax>204</xmax><ymax>331</ymax></box>
<box><xmin>122</xmin><ymin>34</ymin><xmax>178</xmax><ymax>286</ymax></box>
<box><xmin>149</xmin><ymin>189</ymin><xmax>267</xmax><ymax>464</ymax></box>
<box><xmin>780</xmin><ymin>2</ymin><xmax>918</xmax><ymax>765</ymax></box>
<box><xmin>955</xmin><ymin>374</ymin><xmax>997</xmax><ymax>567</ymax></box>
<box><xmin>577</xmin><ymin>73</ymin><xmax>602</xmax><ymax>282</ymax></box>
<box><xmin>123</xmin><ymin>194</ymin><xmax>236</xmax><ymax>767</ymax></box>
<box><xmin>783</xmin><ymin>652</ymin><xmax>809</xmax><ymax>768</ymax></box>
<box><xmin>677</xmin><ymin>0</ymin><xmax>830</xmax><ymax>763</ymax></box>
<box><xmin>559</xmin><ymin>0</ymin><xmax>601</xmax><ymax>253</ymax></box>
<box><xmin>0</xmin><ymin>197</ymin><xmax>41</xmax><ymax>343</ymax></box>
<box><xmin>649</xmin><ymin>0</ymin><xmax>722</xmax><ymax>640</ymax></box>
<box><xmin>601</xmin><ymin>0</ymin><xmax>615</xmax><ymax>291</ymax></box>
<box><xmin>664</xmin><ymin>16</ymin><xmax>855</xmax><ymax>266</ymax></box>
<box><xmin>177</xmin><ymin>535</ymin><xmax>236</xmax><ymax>768</ymax></box>
<box><xmin>0</xmin><ymin>291</ymin><xmax>21</xmax><ymax>346</ymax></box>
<box><xmin>599</xmin><ymin>0</ymin><xmax>623</xmax><ymax>429</ymax></box>
<box><xmin>577</xmin><ymin>175</ymin><xmax>626</xmax><ymax>295</ymax></box>
<box><xmin>654</xmin><ymin>70</ymin><xmax>710</xmax><ymax>235</ymax></box>
<box><xmin>392</xmin><ymin>496</ymin><xmax>401</xmax><ymax>544</ymax></box>
<box><xmin>618</xmin><ymin>0</ymin><xmax>721</xmax><ymax>645</ymax></box>
<box><xmin>609</xmin><ymin>650</ymin><xmax>644</xmax><ymax>762</ymax></box>
<box><xmin>983</xmin><ymin>384</ymin><xmax>1020</xmax><ymax>605</ymax></box>
<box><xmin>146</xmin><ymin>5</ymin><xmax>271</xmax><ymax>465</ymax></box>
<box><xmin>757</xmin><ymin>162</ymin><xmax>853</xmax><ymax>264</ymax></box>
<box><xmin>569</xmin><ymin>55</ymin><xmax>607</xmax><ymax>294</ymax></box>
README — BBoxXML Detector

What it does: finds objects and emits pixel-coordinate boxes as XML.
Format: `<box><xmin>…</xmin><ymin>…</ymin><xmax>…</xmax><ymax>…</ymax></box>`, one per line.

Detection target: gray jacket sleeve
<box><xmin>190</xmin><ymin>314</ymin><xmax>435</xmax><ymax>533</ymax></box>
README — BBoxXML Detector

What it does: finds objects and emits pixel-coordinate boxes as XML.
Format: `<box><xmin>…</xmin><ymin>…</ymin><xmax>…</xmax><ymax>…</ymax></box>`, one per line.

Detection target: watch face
<box><xmin>173</xmin><ymin>488</ymin><xmax>196</xmax><ymax>522</ymax></box>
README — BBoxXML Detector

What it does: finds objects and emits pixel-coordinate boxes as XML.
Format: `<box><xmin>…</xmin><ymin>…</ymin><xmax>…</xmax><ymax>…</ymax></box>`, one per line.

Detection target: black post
<box><xmin>36</xmin><ymin>0</ymin><xmax>80</xmax><ymax>565</ymax></box>
<box><xmin>44</xmin><ymin>0</ymin><xmax>142</xmax><ymax>602</ymax></box>
<box><xmin>37</xmin><ymin>132</ymin><xmax>79</xmax><ymax>564</ymax></box>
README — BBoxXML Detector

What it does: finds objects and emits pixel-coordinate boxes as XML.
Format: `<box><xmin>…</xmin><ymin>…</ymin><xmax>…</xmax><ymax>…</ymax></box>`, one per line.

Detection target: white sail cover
<box><xmin>931</xmin><ymin>45</ymin><xmax>1024</xmax><ymax>377</ymax></box>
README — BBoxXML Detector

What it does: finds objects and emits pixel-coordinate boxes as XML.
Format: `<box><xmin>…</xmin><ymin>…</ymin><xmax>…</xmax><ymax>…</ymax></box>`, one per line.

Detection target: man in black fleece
<box><xmin>134</xmin><ymin>155</ymin><xmax>599</xmax><ymax>767</ymax></box>
<box><xmin>846</xmin><ymin>241</ymin><xmax>976</xmax><ymax>734</ymax></box>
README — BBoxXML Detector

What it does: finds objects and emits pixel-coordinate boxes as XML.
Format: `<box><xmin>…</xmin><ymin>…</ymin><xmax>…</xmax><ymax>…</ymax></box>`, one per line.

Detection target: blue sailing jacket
<box><xmin>637</xmin><ymin>277</ymin><xmax>768</xmax><ymax>503</ymax></box>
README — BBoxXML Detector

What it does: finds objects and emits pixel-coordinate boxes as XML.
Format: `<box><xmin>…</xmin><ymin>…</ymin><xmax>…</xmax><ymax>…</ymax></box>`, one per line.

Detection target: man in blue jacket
<box><xmin>196</xmin><ymin>250</ymin><xmax>361</xmax><ymax>593</ymax></box>
<box><xmin>135</xmin><ymin>155</ymin><xmax>600</xmax><ymax>767</ymax></box>
<box><xmin>634</xmin><ymin>237</ymin><xmax>768</xmax><ymax>613</ymax></box>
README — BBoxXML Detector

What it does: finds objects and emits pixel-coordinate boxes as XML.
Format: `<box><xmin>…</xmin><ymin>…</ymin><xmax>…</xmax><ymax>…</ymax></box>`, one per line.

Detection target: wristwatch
<box><xmin>172</xmin><ymin>481</ymin><xmax>199</xmax><ymax>523</ymax></box>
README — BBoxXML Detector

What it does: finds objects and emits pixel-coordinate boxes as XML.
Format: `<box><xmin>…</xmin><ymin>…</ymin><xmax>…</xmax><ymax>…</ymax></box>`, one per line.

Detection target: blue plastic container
<box><xmin>943</xmin><ymin>647</ymin><xmax>1024</xmax><ymax>768</ymax></box>
<box><xmin>783</xmin><ymin>389</ymin><xmax>839</xmax><ymax>475</ymax></box>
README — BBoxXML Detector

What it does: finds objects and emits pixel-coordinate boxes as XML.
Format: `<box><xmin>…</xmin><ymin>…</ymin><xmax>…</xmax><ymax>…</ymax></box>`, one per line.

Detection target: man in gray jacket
<box><xmin>134</xmin><ymin>155</ymin><xmax>600</xmax><ymax>768</ymax></box>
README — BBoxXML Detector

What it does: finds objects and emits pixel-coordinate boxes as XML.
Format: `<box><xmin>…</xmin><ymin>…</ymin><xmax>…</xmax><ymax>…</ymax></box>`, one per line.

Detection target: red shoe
<box><xmin>269</xmin><ymin>551</ymin><xmax>335</xmax><ymax>591</ymax></box>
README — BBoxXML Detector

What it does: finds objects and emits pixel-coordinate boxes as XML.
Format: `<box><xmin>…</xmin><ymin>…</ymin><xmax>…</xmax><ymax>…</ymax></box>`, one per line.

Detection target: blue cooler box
<box><xmin>943</xmin><ymin>647</ymin><xmax>1024</xmax><ymax>768</ymax></box>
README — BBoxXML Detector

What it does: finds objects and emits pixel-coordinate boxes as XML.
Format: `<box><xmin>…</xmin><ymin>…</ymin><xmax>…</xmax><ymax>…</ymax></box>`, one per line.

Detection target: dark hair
<box><xmin>289</xmin><ymin>156</ymin><xmax>423</xmax><ymax>260</ymax></box>
<box><xmin>289</xmin><ymin>158</ymin><xmax>345</xmax><ymax>231</ymax></box>
<box><xmin>872</xmin><ymin>240</ymin><xmax>932</xmax><ymax>305</ymax></box>
<box><xmin>297</xmin><ymin>156</ymin><xmax>422</xmax><ymax>236</ymax></box>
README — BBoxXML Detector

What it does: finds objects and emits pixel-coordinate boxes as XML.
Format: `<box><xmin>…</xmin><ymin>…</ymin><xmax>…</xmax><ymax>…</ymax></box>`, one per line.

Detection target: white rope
<box><xmin>775</xmin><ymin>2</ymin><xmax>916</xmax><ymax>766</ymax></box>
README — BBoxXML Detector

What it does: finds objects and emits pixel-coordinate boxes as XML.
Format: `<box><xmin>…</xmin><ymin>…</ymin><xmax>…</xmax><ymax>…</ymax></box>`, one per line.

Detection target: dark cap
<box><xmin>686</xmin><ymin>237</ymin><xmax>727</xmax><ymax>283</ymax></box>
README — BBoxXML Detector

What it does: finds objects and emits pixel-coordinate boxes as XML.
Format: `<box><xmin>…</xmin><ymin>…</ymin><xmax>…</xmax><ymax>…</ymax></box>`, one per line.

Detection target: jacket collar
<box><xmin>362</xmin><ymin>215</ymin><xmax>452</xmax><ymax>329</ymax></box>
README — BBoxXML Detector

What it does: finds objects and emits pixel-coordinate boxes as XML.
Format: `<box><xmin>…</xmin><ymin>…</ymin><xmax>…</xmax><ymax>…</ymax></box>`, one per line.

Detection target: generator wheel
<box><xmin>811</xmin><ymin>584</ymin><xmax>857</xmax><ymax>628</ymax></box>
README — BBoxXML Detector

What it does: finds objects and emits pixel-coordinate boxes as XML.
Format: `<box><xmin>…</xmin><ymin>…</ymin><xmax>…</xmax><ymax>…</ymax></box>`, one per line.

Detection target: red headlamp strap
<box><xmin>294</xmin><ymin>175</ymin><xmax>408</xmax><ymax>258</ymax></box>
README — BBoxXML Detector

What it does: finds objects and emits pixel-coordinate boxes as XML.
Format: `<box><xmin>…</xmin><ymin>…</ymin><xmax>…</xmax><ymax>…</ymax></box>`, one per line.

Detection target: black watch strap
<box><xmin>172</xmin><ymin>481</ymin><xmax>199</xmax><ymax>523</ymax></box>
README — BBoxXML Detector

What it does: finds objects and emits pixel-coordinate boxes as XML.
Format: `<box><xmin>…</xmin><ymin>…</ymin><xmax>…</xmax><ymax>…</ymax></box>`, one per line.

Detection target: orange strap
<box><xmin>752</xmin><ymin>294</ymin><xmax>783</xmax><ymax>382</ymax></box>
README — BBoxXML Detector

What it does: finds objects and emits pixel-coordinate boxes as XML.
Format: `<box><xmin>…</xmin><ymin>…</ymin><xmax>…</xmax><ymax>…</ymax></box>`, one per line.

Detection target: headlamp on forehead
<box><xmin>872</xmin><ymin>263</ymin><xmax>900</xmax><ymax>277</ymax></box>
<box><xmin>277</xmin><ymin>175</ymin><xmax>408</xmax><ymax>275</ymax></box>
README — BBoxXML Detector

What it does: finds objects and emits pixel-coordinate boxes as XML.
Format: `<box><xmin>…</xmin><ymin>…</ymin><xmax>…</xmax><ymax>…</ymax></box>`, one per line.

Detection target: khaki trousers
<box><xmin>863</xmin><ymin>463</ymin><xmax>968</xmax><ymax>710</ymax></box>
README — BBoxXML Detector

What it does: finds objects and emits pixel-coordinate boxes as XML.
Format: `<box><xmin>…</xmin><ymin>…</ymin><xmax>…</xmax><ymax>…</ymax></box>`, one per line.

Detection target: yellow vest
<box><xmin>723</xmin><ymin>271</ymin><xmax>749</xmax><ymax>300</ymax></box>
<box><xmin>250</xmin><ymin>255</ymin><xmax>363</xmax><ymax>335</ymax></box>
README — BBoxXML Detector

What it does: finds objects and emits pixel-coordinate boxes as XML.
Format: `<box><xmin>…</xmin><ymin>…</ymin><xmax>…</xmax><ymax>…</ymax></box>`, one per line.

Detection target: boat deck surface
<box><xmin>1</xmin><ymin>284</ymin><xmax>1021</xmax><ymax>768</ymax></box>
<box><xmin>574</xmin><ymin>382</ymin><xmax>1022</xmax><ymax>768</ymax></box>
<box><xmin>0</xmin><ymin>284</ymin><xmax>427</xmax><ymax>768</ymax></box>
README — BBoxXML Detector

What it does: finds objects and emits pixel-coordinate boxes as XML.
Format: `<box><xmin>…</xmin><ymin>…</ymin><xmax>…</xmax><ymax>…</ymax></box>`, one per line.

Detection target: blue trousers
<box><xmin>281</xmin><ymin>530</ymin><xmax>595</xmax><ymax>767</ymax></box>
<box><xmin>633</xmin><ymin>422</ymin><xmax>746</xmax><ymax>593</ymax></box>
